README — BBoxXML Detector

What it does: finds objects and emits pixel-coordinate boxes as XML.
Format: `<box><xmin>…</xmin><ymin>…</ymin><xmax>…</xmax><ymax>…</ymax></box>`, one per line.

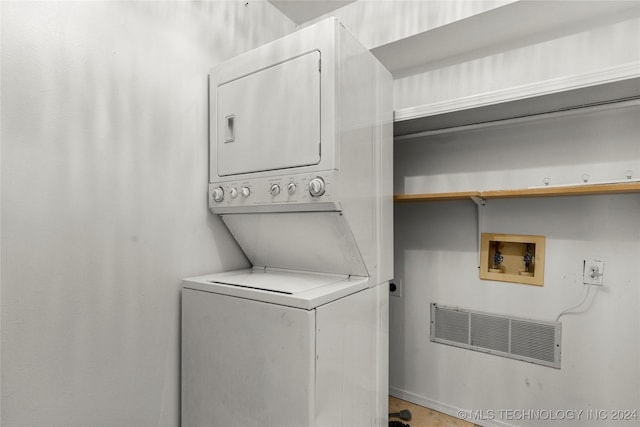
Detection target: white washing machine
<box><xmin>182</xmin><ymin>18</ymin><xmax>393</xmax><ymax>427</ymax></box>
<box><xmin>182</xmin><ymin>268</ymin><xmax>386</xmax><ymax>427</ymax></box>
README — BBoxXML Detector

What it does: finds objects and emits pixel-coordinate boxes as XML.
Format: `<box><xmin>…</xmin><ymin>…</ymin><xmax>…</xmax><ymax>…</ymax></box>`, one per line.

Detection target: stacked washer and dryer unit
<box><xmin>182</xmin><ymin>18</ymin><xmax>393</xmax><ymax>427</ymax></box>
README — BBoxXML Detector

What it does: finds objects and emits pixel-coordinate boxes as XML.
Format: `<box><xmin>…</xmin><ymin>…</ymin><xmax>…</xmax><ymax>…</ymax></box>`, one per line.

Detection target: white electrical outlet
<box><xmin>389</xmin><ymin>279</ymin><xmax>403</xmax><ymax>297</ymax></box>
<box><xmin>583</xmin><ymin>260</ymin><xmax>604</xmax><ymax>285</ymax></box>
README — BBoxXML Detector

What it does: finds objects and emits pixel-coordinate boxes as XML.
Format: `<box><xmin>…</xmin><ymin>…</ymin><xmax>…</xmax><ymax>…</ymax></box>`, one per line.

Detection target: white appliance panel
<box><xmin>315</xmin><ymin>285</ymin><xmax>389</xmax><ymax>427</ymax></box>
<box><xmin>217</xmin><ymin>51</ymin><xmax>321</xmax><ymax>176</ymax></box>
<box><xmin>209</xmin><ymin>19</ymin><xmax>338</xmax><ymax>185</ymax></box>
<box><xmin>206</xmin><ymin>268</ymin><xmax>346</xmax><ymax>294</ymax></box>
<box><xmin>183</xmin><ymin>268</ymin><xmax>370</xmax><ymax>310</ymax></box>
<box><xmin>222</xmin><ymin>212</ymin><xmax>368</xmax><ymax>277</ymax></box>
<box><xmin>182</xmin><ymin>283</ymin><xmax>388</xmax><ymax>427</ymax></box>
<box><xmin>208</xmin><ymin>170</ymin><xmax>340</xmax><ymax>213</ymax></box>
<box><xmin>182</xmin><ymin>288</ymin><xmax>315</xmax><ymax>427</ymax></box>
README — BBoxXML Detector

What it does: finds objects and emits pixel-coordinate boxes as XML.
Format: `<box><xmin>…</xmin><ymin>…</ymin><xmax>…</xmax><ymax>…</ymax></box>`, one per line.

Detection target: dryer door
<box><xmin>216</xmin><ymin>51</ymin><xmax>321</xmax><ymax>176</ymax></box>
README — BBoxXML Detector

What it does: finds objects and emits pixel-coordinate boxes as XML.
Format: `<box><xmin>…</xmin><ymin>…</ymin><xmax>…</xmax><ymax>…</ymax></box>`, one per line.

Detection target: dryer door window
<box><xmin>216</xmin><ymin>51</ymin><xmax>321</xmax><ymax>176</ymax></box>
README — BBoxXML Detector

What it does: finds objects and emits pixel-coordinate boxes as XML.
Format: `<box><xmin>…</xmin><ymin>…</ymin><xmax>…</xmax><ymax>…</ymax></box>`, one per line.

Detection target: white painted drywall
<box><xmin>395</xmin><ymin>104</ymin><xmax>640</xmax><ymax>193</ymax></box>
<box><xmin>0</xmin><ymin>1</ymin><xmax>294</xmax><ymax>425</ymax></box>
<box><xmin>303</xmin><ymin>0</ymin><xmax>516</xmax><ymax>49</ymax></box>
<box><xmin>393</xmin><ymin>105</ymin><xmax>640</xmax><ymax>426</ymax></box>
<box><xmin>393</xmin><ymin>12</ymin><xmax>640</xmax><ymax>110</ymax></box>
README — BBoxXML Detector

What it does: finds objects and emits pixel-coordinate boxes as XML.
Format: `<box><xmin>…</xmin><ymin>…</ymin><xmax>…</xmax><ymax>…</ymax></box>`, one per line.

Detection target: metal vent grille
<box><xmin>430</xmin><ymin>303</ymin><xmax>561</xmax><ymax>369</ymax></box>
<box><xmin>470</xmin><ymin>313</ymin><xmax>510</xmax><ymax>353</ymax></box>
<box><xmin>434</xmin><ymin>305</ymin><xmax>469</xmax><ymax>344</ymax></box>
<box><xmin>510</xmin><ymin>320</ymin><xmax>557</xmax><ymax>363</ymax></box>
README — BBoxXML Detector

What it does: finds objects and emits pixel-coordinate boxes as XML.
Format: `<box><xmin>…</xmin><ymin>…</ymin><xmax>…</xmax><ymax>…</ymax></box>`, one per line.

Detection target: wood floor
<box><xmin>389</xmin><ymin>396</ymin><xmax>478</xmax><ymax>427</ymax></box>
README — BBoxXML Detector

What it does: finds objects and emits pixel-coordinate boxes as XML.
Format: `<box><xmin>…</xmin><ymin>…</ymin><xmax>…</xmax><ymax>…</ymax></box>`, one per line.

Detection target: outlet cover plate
<box><xmin>583</xmin><ymin>260</ymin><xmax>604</xmax><ymax>285</ymax></box>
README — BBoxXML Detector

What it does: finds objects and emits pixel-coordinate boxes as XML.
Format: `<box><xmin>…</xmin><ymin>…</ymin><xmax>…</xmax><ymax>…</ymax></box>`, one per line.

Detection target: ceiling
<box><xmin>268</xmin><ymin>0</ymin><xmax>356</xmax><ymax>25</ymax></box>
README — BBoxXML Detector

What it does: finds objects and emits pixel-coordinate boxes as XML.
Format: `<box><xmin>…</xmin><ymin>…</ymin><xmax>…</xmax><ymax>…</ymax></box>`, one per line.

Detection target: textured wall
<box><xmin>0</xmin><ymin>2</ymin><xmax>294</xmax><ymax>425</ymax></box>
<box><xmin>305</xmin><ymin>0</ymin><xmax>514</xmax><ymax>49</ymax></box>
<box><xmin>395</xmin><ymin>105</ymin><xmax>640</xmax><ymax>194</ymax></box>
<box><xmin>393</xmin><ymin>13</ymin><xmax>640</xmax><ymax>110</ymax></box>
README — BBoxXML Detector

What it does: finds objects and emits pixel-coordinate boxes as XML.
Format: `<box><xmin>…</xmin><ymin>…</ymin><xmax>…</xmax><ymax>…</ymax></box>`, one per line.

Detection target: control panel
<box><xmin>209</xmin><ymin>171</ymin><xmax>339</xmax><ymax>213</ymax></box>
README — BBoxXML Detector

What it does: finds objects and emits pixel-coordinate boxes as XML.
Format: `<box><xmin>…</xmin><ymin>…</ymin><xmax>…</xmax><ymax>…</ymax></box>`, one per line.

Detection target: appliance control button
<box><xmin>269</xmin><ymin>184</ymin><xmax>281</xmax><ymax>196</ymax></box>
<box><xmin>309</xmin><ymin>177</ymin><xmax>326</xmax><ymax>197</ymax></box>
<box><xmin>229</xmin><ymin>187</ymin><xmax>238</xmax><ymax>198</ymax></box>
<box><xmin>241</xmin><ymin>186</ymin><xmax>251</xmax><ymax>198</ymax></box>
<box><xmin>212</xmin><ymin>187</ymin><xmax>224</xmax><ymax>203</ymax></box>
<box><xmin>287</xmin><ymin>182</ymin><xmax>296</xmax><ymax>195</ymax></box>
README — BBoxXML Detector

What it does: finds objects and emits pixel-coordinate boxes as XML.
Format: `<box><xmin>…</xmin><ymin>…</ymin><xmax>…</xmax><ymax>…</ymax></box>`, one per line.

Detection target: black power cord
<box><xmin>389</xmin><ymin>408</ymin><xmax>412</xmax><ymax>426</ymax></box>
<box><xmin>389</xmin><ymin>409</ymin><xmax>412</xmax><ymax>421</ymax></box>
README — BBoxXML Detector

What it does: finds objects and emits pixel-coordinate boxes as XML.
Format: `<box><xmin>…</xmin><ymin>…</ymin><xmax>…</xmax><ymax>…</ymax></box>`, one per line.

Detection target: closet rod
<box><xmin>394</xmin><ymin>97</ymin><xmax>640</xmax><ymax>141</ymax></box>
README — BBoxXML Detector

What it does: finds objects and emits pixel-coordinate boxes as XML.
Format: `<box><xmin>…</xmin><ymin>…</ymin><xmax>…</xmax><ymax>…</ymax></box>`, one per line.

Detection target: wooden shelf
<box><xmin>394</xmin><ymin>182</ymin><xmax>640</xmax><ymax>203</ymax></box>
<box><xmin>393</xmin><ymin>191</ymin><xmax>480</xmax><ymax>203</ymax></box>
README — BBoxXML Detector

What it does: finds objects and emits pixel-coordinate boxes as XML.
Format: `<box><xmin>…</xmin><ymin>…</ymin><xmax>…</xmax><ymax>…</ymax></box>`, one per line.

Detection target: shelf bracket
<box><xmin>470</xmin><ymin>196</ymin><xmax>486</xmax><ymax>207</ymax></box>
<box><xmin>470</xmin><ymin>196</ymin><xmax>486</xmax><ymax>268</ymax></box>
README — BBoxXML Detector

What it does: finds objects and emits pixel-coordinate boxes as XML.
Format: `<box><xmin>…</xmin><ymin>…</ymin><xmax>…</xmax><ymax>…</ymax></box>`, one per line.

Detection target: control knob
<box><xmin>308</xmin><ymin>177</ymin><xmax>326</xmax><ymax>197</ymax></box>
<box><xmin>241</xmin><ymin>186</ymin><xmax>251</xmax><ymax>198</ymax></box>
<box><xmin>212</xmin><ymin>187</ymin><xmax>224</xmax><ymax>203</ymax></box>
<box><xmin>287</xmin><ymin>182</ymin><xmax>297</xmax><ymax>195</ymax></box>
<box><xmin>229</xmin><ymin>187</ymin><xmax>238</xmax><ymax>199</ymax></box>
<box><xmin>269</xmin><ymin>184</ymin><xmax>281</xmax><ymax>196</ymax></box>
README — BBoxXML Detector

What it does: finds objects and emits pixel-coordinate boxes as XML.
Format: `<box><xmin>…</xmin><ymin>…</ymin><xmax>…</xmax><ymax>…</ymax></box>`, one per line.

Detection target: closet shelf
<box><xmin>394</xmin><ymin>182</ymin><xmax>640</xmax><ymax>203</ymax></box>
<box><xmin>393</xmin><ymin>67</ymin><xmax>640</xmax><ymax>138</ymax></box>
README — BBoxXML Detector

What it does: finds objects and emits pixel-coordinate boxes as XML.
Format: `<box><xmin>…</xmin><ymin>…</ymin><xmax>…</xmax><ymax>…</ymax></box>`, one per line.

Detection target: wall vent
<box><xmin>430</xmin><ymin>303</ymin><xmax>561</xmax><ymax>369</ymax></box>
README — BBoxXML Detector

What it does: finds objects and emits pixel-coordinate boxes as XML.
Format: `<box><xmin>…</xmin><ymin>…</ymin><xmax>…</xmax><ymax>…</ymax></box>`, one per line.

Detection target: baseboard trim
<box><xmin>389</xmin><ymin>387</ymin><xmax>514</xmax><ymax>427</ymax></box>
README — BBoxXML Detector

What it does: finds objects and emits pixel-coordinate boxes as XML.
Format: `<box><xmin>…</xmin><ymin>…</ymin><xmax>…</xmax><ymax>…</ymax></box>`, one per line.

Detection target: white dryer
<box><xmin>182</xmin><ymin>18</ymin><xmax>393</xmax><ymax>427</ymax></box>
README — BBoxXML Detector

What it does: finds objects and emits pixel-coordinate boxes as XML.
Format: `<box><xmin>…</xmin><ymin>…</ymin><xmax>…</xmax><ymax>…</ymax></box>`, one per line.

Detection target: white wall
<box><xmin>304</xmin><ymin>0</ymin><xmax>515</xmax><ymax>49</ymax></box>
<box><xmin>393</xmin><ymin>106</ymin><xmax>640</xmax><ymax>426</ymax></box>
<box><xmin>396</xmin><ymin>104</ymin><xmax>640</xmax><ymax>193</ymax></box>
<box><xmin>0</xmin><ymin>2</ymin><xmax>294</xmax><ymax>426</ymax></box>
<box><xmin>393</xmin><ymin>12</ymin><xmax>640</xmax><ymax>110</ymax></box>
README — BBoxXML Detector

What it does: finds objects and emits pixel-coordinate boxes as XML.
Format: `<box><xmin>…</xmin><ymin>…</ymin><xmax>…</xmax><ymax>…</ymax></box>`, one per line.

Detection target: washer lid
<box><xmin>183</xmin><ymin>268</ymin><xmax>370</xmax><ymax>310</ymax></box>
<box><xmin>208</xmin><ymin>268</ymin><xmax>345</xmax><ymax>294</ymax></box>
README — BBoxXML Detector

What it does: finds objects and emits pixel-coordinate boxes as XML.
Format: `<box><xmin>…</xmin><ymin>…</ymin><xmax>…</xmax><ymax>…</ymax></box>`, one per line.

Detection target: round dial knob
<box><xmin>269</xmin><ymin>184</ymin><xmax>281</xmax><ymax>196</ymax></box>
<box><xmin>241</xmin><ymin>186</ymin><xmax>251</xmax><ymax>198</ymax></box>
<box><xmin>212</xmin><ymin>187</ymin><xmax>224</xmax><ymax>203</ymax></box>
<box><xmin>229</xmin><ymin>187</ymin><xmax>238</xmax><ymax>198</ymax></box>
<box><xmin>308</xmin><ymin>177</ymin><xmax>326</xmax><ymax>197</ymax></box>
<box><xmin>287</xmin><ymin>182</ymin><xmax>297</xmax><ymax>195</ymax></box>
